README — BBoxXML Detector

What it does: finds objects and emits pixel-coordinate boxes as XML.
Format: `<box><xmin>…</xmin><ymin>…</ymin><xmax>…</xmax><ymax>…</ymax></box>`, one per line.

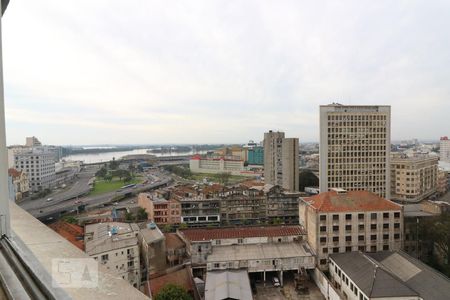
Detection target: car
<box><xmin>46</xmin><ymin>198</ymin><xmax>53</xmax><ymax>202</ymax></box>
<box><xmin>113</xmin><ymin>202</ymin><xmax>119</xmax><ymax>205</ymax></box>
<box><xmin>272</xmin><ymin>277</ymin><xmax>280</xmax><ymax>287</ymax></box>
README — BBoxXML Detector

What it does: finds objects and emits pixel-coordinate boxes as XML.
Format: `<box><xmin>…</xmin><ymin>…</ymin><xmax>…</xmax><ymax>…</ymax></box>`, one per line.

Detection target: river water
<box><xmin>63</xmin><ymin>149</ymin><xmax>202</xmax><ymax>164</ymax></box>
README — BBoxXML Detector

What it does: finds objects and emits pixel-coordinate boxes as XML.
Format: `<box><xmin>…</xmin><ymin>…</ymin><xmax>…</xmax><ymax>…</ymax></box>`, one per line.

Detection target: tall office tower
<box><xmin>440</xmin><ymin>136</ymin><xmax>450</xmax><ymax>162</ymax></box>
<box><xmin>319</xmin><ymin>104</ymin><xmax>391</xmax><ymax>198</ymax></box>
<box><xmin>264</xmin><ymin>131</ymin><xmax>299</xmax><ymax>192</ymax></box>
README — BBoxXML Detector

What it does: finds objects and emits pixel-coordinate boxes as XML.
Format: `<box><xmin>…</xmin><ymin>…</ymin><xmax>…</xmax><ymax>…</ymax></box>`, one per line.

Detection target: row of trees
<box><xmin>95</xmin><ymin>161</ymin><xmax>136</xmax><ymax>183</ymax></box>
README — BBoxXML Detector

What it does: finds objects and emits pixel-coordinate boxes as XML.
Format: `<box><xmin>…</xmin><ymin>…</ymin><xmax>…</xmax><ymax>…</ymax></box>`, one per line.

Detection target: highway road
<box><xmin>19</xmin><ymin>165</ymin><xmax>99</xmax><ymax>211</ymax></box>
<box><xmin>28</xmin><ymin>170</ymin><xmax>173</xmax><ymax>221</ymax></box>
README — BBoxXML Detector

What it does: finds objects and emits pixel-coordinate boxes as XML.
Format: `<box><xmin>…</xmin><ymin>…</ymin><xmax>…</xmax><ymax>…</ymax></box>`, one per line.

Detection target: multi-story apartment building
<box><xmin>390</xmin><ymin>154</ymin><xmax>438</xmax><ymax>203</ymax></box>
<box><xmin>438</xmin><ymin>168</ymin><xmax>449</xmax><ymax>195</ymax></box>
<box><xmin>14</xmin><ymin>149</ymin><xmax>55</xmax><ymax>192</ymax></box>
<box><xmin>299</xmin><ymin>189</ymin><xmax>403</xmax><ymax>270</ymax></box>
<box><xmin>263</xmin><ymin>130</ymin><xmax>299</xmax><ymax>192</ymax></box>
<box><xmin>219</xmin><ymin>185</ymin><xmax>266</xmax><ymax>225</ymax></box>
<box><xmin>137</xmin><ymin>193</ymin><xmax>181</xmax><ymax>225</ymax></box>
<box><xmin>247</xmin><ymin>146</ymin><xmax>264</xmax><ymax>165</ymax></box>
<box><xmin>265</xmin><ymin>185</ymin><xmax>300</xmax><ymax>224</ymax></box>
<box><xmin>84</xmin><ymin>222</ymin><xmax>141</xmax><ymax>288</ymax></box>
<box><xmin>319</xmin><ymin>104</ymin><xmax>391</xmax><ymax>198</ymax></box>
<box><xmin>138</xmin><ymin>223</ymin><xmax>166</xmax><ymax>276</ymax></box>
<box><xmin>440</xmin><ymin>136</ymin><xmax>450</xmax><ymax>162</ymax></box>
<box><xmin>25</xmin><ymin>136</ymin><xmax>42</xmax><ymax>147</ymax></box>
<box><xmin>7</xmin><ymin>168</ymin><xmax>30</xmax><ymax>201</ymax></box>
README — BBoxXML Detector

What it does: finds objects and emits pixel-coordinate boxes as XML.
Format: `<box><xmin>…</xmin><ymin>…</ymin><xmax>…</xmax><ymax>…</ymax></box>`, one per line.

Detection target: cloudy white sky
<box><xmin>2</xmin><ymin>0</ymin><xmax>450</xmax><ymax>145</ymax></box>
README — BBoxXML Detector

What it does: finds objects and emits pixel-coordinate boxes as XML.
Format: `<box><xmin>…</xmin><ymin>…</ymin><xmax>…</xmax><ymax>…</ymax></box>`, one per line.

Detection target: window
<box><xmin>346</xmin><ymin>246</ymin><xmax>352</xmax><ymax>252</ymax></box>
<box><xmin>333</xmin><ymin>236</ymin><xmax>339</xmax><ymax>242</ymax></box>
<box><xmin>358</xmin><ymin>235</ymin><xmax>364</xmax><ymax>241</ymax></box>
<box><xmin>370</xmin><ymin>246</ymin><xmax>376</xmax><ymax>252</ymax></box>
<box><xmin>320</xmin><ymin>226</ymin><xmax>327</xmax><ymax>232</ymax></box>
<box><xmin>333</xmin><ymin>225</ymin><xmax>339</xmax><ymax>232</ymax></box>
<box><xmin>371</xmin><ymin>224</ymin><xmax>377</xmax><ymax>230</ymax></box>
<box><xmin>238</xmin><ymin>238</ymin><xmax>243</xmax><ymax>244</ymax></box>
<box><xmin>320</xmin><ymin>237</ymin><xmax>327</xmax><ymax>243</ymax></box>
<box><xmin>323</xmin><ymin>248</ymin><xmax>328</xmax><ymax>254</ymax></box>
<box><xmin>214</xmin><ymin>263</ymin><xmax>220</xmax><ymax>268</ymax></box>
<box><xmin>333</xmin><ymin>247</ymin><xmax>339</xmax><ymax>253</ymax></box>
<box><xmin>383</xmin><ymin>223</ymin><xmax>389</xmax><ymax>229</ymax></box>
<box><xmin>371</xmin><ymin>235</ymin><xmax>376</xmax><ymax>241</ymax></box>
<box><xmin>371</xmin><ymin>213</ymin><xmax>377</xmax><ymax>220</ymax></box>
<box><xmin>101</xmin><ymin>254</ymin><xmax>109</xmax><ymax>261</ymax></box>
<box><xmin>383</xmin><ymin>245</ymin><xmax>389</xmax><ymax>250</ymax></box>
<box><xmin>345</xmin><ymin>225</ymin><xmax>352</xmax><ymax>231</ymax></box>
<box><xmin>333</xmin><ymin>214</ymin><xmax>339</xmax><ymax>221</ymax></box>
<box><xmin>320</xmin><ymin>259</ymin><xmax>327</xmax><ymax>265</ymax></box>
<box><xmin>359</xmin><ymin>224</ymin><xmax>364</xmax><ymax>230</ymax></box>
<box><xmin>383</xmin><ymin>212</ymin><xmax>389</xmax><ymax>219</ymax></box>
<box><xmin>394</xmin><ymin>223</ymin><xmax>400</xmax><ymax>229</ymax></box>
<box><xmin>320</xmin><ymin>215</ymin><xmax>326</xmax><ymax>221</ymax></box>
<box><xmin>358</xmin><ymin>246</ymin><xmax>365</xmax><ymax>252</ymax></box>
<box><xmin>345</xmin><ymin>236</ymin><xmax>352</xmax><ymax>242</ymax></box>
<box><xmin>358</xmin><ymin>213</ymin><xmax>364</xmax><ymax>220</ymax></box>
<box><xmin>345</xmin><ymin>214</ymin><xmax>352</xmax><ymax>220</ymax></box>
<box><xmin>394</xmin><ymin>233</ymin><xmax>400</xmax><ymax>239</ymax></box>
<box><xmin>394</xmin><ymin>212</ymin><xmax>400</xmax><ymax>218</ymax></box>
<box><xmin>216</xmin><ymin>240</ymin><xmax>221</xmax><ymax>245</ymax></box>
<box><xmin>383</xmin><ymin>234</ymin><xmax>389</xmax><ymax>240</ymax></box>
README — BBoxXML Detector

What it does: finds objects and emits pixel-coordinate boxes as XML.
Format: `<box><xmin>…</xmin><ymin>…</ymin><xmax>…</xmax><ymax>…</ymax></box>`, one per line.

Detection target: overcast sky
<box><xmin>2</xmin><ymin>0</ymin><xmax>450</xmax><ymax>145</ymax></box>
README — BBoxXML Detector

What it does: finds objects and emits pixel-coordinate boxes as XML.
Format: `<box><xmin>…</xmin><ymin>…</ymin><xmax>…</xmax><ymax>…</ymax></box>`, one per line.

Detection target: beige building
<box><xmin>137</xmin><ymin>193</ymin><xmax>181</xmax><ymax>225</ymax></box>
<box><xmin>390</xmin><ymin>154</ymin><xmax>438</xmax><ymax>203</ymax></box>
<box><xmin>438</xmin><ymin>168</ymin><xmax>449</xmax><ymax>195</ymax></box>
<box><xmin>263</xmin><ymin>131</ymin><xmax>299</xmax><ymax>192</ymax></box>
<box><xmin>8</xmin><ymin>168</ymin><xmax>29</xmax><ymax>201</ymax></box>
<box><xmin>299</xmin><ymin>189</ymin><xmax>403</xmax><ymax>270</ymax></box>
<box><xmin>189</xmin><ymin>154</ymin><xmax>256</xmax><ymax>176</ymax></box>
<box><xmin>319</xmin><ymin>104</ymin><xmax>391</xmax><ymax>198</ymax></box>
<box><xmin>84</xmin><ymin>222</ymin><xmax>141</xmax><ymax>288</ymax></box>
<box><xmin>138</xmin><ymin>223</ymin><xmax>167</xmax><ymax>276</ymax></box>
<box><xmin>440</xmin><ymin>136</ymin><xmax>450</xmax><ymax>162</ymax></box>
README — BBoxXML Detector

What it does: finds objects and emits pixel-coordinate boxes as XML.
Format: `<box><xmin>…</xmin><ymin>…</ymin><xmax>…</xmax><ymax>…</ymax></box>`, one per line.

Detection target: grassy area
<box><xmin>89</xmin><ymin>177</ymin><xmax>141</xmax><ymax>196</ymax></box>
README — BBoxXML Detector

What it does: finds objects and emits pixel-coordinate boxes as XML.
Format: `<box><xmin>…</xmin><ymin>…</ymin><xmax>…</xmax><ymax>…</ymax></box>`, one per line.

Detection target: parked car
<box><xmin>46</xmin><ymin>198</ymin><xmax>53</xmax><ymax>202</ymax></box>
<box><xmin>272</xmin><ymin>277</ymin><xmax>281</xmax><ymax>287</ymax></box>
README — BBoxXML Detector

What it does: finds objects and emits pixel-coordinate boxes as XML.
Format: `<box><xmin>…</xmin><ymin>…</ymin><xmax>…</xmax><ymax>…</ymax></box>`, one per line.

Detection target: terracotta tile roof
<box><xmin>8</xmin><ymin>168</ymin><xmax>21</xmax><ymax>178</ymax></box>
<box><xmin>149</xmin><ymin>267</ymin><xmax>194</xmax><ymax>297</ymax></box>
<box><xmin>304</xmin><ymin>190</ymin><xmax>401</xmax><ymax>212</ymax></box>
<box><xmin>165</xmin><ymin>233</ymin><xmax>185</xmax><ymax>249</ymax></box>
<box><xmin>48</xmin><ymin>221</ymin><xmax>84</xmax><ymax>250</ymax></box>
<box><xmin>179</xmin><ymin>225</ymin><xmax>306</xmax><ymax>242</ymax></box>
<box><xmin>240</xmin><ymin>180</ymin><xmax>265</xmax><ymax>188</ymax></box>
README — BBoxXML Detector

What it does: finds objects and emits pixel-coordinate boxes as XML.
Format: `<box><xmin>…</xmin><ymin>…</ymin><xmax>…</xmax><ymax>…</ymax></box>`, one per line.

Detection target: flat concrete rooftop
<box><xmin>207</xmin><ymin>242</ymin><xmax>313</xmax><ymax>262</ymax></box>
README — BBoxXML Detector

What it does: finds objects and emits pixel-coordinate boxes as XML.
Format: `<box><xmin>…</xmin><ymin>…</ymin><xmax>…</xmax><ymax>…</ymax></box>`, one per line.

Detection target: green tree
<box><xmin>63</xmin><ymin>216</ymin><xmax>78</xmax><ymax>224</ymax></box>
<box><xmin>217</xmin><ymin>172</ymin><xmax>231</xmax><ymax>185</ymax></box>
<box><xmin>179</xmin><ymin>223</ymin><xmax>188</xmax><ymax>230</ymax></box>
<box><xmin>272</xmin><ymin>217</ymin><xmax>283</xmax><ymax>225</ymax></box>
<box><xmin>109</xmin><ymin>157</ymin><xmax>119</xmax><ymax>170</ymax></box>
<box><xmin>420</xmin><ymin>213</ymin><xmax>450</xmax><ymax>275</ymax></box>
<box><xmin>95</xmin><ymin>167</ymin><xmax>107</xmax><ymax>178</ymax></box>
<box><xmin>299</xmin><ymin>170</ymin><xmax>319</xmax><ymax>192</ymax></box>
<box><xmin>123</xmin><ymin>174</ymin><xmax>133</xmax><ymax>183</ymax></box>
<box><xmin>137</xmin><ymin>208</ymin><xmax>148</xmax><ymax>221</ymax></box>
<box><xmin>162</xmin><ymin>224</ymin><xmax>173</xmax><ymax>233</ymax></box>
<box><xmin>155</xmin><ymin>284</ymin><xmax>192</xmax><ymax>300</ymax></box>
<box><xmin>125</xmin><ymin>212</ymin><xmax>135</xmax><ymax>222</ymax></box>
<box><xmin>104</xmin><ymin>173</ymin><xmax>113</xmax><ymax>182</ymax></box>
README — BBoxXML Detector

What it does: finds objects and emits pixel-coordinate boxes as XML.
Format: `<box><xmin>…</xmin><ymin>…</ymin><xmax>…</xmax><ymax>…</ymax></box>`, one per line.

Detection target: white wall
<box><xmin>311</xmin><ymin>267</ymin><xmax>341</xmax><ymax>300</ymax></box>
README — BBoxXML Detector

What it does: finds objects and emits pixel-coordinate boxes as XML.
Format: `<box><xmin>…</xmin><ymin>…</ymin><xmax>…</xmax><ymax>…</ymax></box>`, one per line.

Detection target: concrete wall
<box><xmin>311</xmin><ymin>267</ymin><xmax>341</xmax><ymax>300</ymax></box>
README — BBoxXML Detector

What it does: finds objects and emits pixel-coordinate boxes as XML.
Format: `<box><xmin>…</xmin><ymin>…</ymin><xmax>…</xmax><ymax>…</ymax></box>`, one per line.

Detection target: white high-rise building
<box><xmin>319</xmin><ymin>104</ymin><xmax>391</xmax><ymax>198</ymax></box>
<box><xmin>264</xmin><ymin>131</ymin><xmax>299</xmax><ymax>192</ymax></box>
<box><xmin>14</xmin><ymin>149</ymin><xmax>55</xmax><ymax>192</ymax></box>
<box><xmin>440</xmin><ymin>136</ymin><xmax>450</xmax><ymax>162</ymax></box>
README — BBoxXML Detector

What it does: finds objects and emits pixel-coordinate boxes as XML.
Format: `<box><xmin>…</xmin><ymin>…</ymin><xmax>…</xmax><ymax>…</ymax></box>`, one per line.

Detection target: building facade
<box><xmin>84</xmin><ymin>222</ymin><xmax>141</xmax><ymax>288</ymax></box>
<box><xmin>14</xmin><ymin>149</ymin><xmax>55</xmax><ymax>192</ymax></box>
<box><xmin>263</xmin><ymin>131</ymin><xmax>299</xmax><ymax>192</ymax></box>
<box><xmin>189</xmin><ymin>155</ymin><xmax>255</xmax><ymax>176</ymax></box>
<box><xmin>438</xmin><ymin>168</ymin><xmax>449</xmax><ymax>195</ymax></box>
<box><xmin>299</xmin><ymin>189</ymin><xmax>403</xmax><ymax>270</ymax></box>
<box><xmin>137</xmin><ymin>193</ymin><xmax>181</xmax><ymax>225</ymax></box>
<box><xmin>440</xmin><ymin>136</ymin><xmax>450</xmax><ymax>162</ymax></box>
<box><xmin>319</xmin><ymin>104</ymin><xmax>391</xmax><ymax>198</ymax></box>
<box><xmin>390</xmin><ymin>154</ymin><xmax>438</xmax><ymax>203</ymax></box>
<box><xmin>7</xmin><ymin>168</ymin><xmax>29</xmax><ymax>201</ymax></box>
<box><xmin>247</xmin><ymin>146</ymin><xmax>264</xmax><ymax>165</ymax></box>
